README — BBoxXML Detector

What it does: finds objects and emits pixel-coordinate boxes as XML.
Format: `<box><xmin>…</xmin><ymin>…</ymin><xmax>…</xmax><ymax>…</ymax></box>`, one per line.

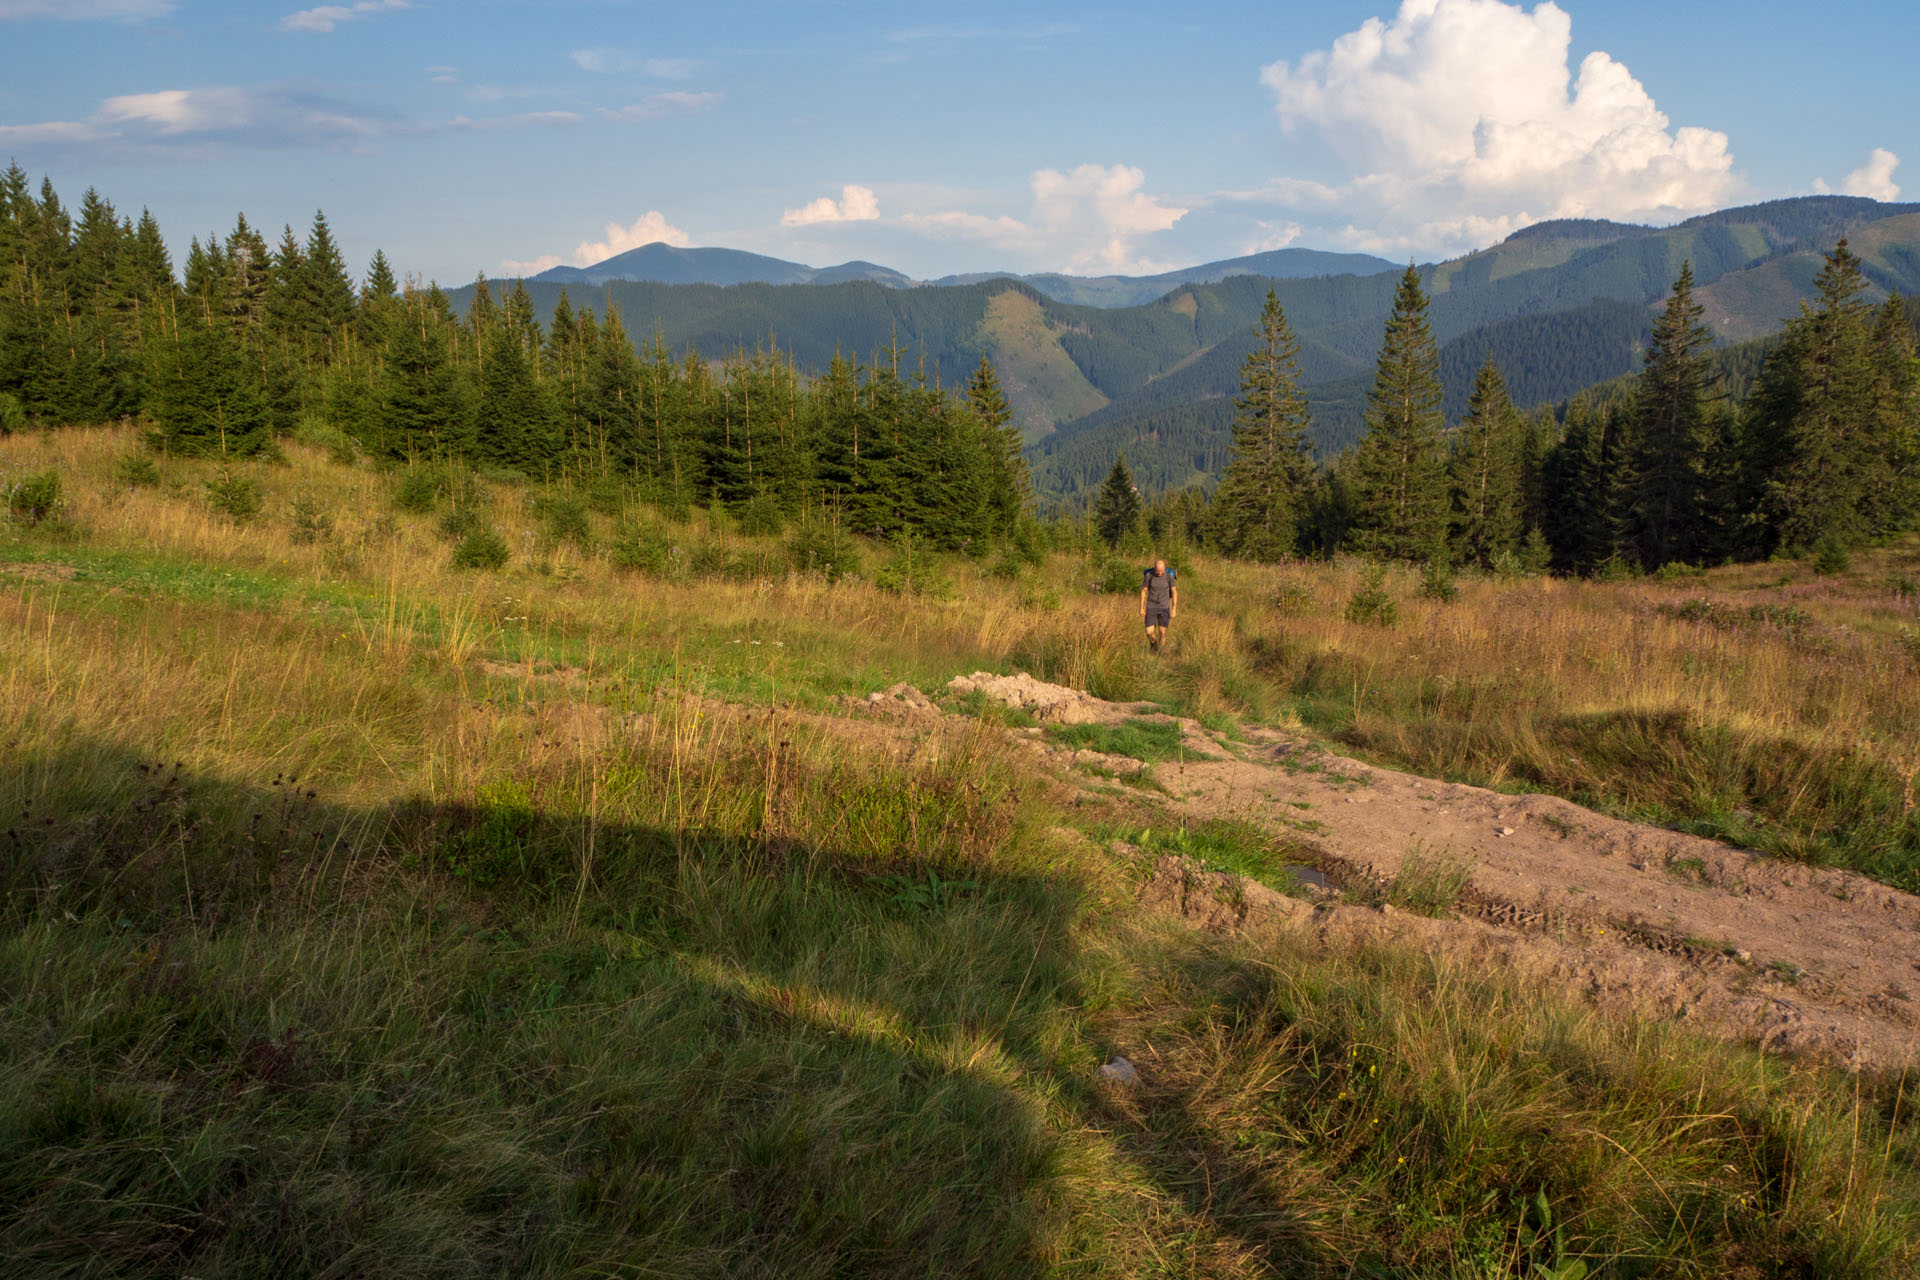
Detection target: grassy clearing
<box><xmin>1</xmin><ymin>425</ymin><xmax>1917</xmax><ymax>1276</ymax></box>
<box><xmin>1048</xmin><ymin>717</ymin><xmax>1196</xmax><ymax>762</ymax></box>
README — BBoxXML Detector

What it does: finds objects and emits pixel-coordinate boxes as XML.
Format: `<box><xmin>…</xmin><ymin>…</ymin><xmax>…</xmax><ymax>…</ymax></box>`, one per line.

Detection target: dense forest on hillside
<box><xmin>0</xmin><ymin>168</ymin><xmax>1028</xmax><ymax>549</ymax></box>
<box><xmin>4</xmin><ymin>168</ymin><xmax>1916</xmax><ymax>579</ymax></box>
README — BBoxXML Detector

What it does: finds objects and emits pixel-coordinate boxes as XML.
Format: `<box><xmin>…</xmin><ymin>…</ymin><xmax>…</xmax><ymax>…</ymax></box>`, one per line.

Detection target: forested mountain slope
<box><xmin>449</xmin><ymin>196</ymin><xmax>1920</xmax><ymax>498</ymax></box>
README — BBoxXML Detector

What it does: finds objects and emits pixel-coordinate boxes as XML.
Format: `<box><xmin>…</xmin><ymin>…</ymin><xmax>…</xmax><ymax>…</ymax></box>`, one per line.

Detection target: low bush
<box><xmin>451</xmin><ymin>525</ymin><xmax>510</xmax><ymax>570</ymax></box>
<box><xmin>6</xmin><ymin>469</ymin><xmax>62</xmax><ymax>525</ymax></box>
<box><xmin>289</xmin><ymin>495</ymin><xmax>335</xmax><ymax>544</ymax></box>
<box><xmin>1345</xmin><ymin>564</ymin><xmax>1398</xmax><ymax>627</ymax></box>
<box><xmin>393</xmin><ymin>467</ymin><xmax>439</xmax><ymax>513</ymax></box>
<box><xmin>787</xmin><ymin>520</ymin><xmax>862</xmax><ymax>583</ymax></box>
<box><xmin>203</xmin><ymin>468</ymin><xmax>261</xmax><ymax>522</ymax></box>
<box><xmin>532</xmin><ymin>491</ymin><xmax>593</xmax><ymax>549</ymax></box>
<box><xmin>114</xmin><ymin>452</ymin><xmax>161</xmax><ymax>489</ymax></box>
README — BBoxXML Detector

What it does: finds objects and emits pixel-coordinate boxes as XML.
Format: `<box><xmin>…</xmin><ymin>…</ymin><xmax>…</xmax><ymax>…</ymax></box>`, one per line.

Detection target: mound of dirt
<box><xmin>947</xmin><ymin>671</ymin><xmax>1158</xmax><ymax>725</ymax></box>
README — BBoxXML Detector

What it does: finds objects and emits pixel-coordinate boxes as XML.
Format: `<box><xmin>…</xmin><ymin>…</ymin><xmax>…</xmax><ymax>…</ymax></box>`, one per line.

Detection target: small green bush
<box><xmin>438</xmin><ymin>505</ymin><xmax>485</xmax><ymax>541</ymax></box>
<box><xmin>7</xmin><ymin>469</ymin><xmax>63</xmax><ymax>525</ymax></box>
<box><xmin>1518</xmin><ymin>526</ymin><xmax>1552</xmax><ymax>575</ymax></box>
<box><xmin>873</xmin><ymin>546</ymin><xmax>954</xmax><ymax>599</ymax></box>
<box><xmin>609</xmin><ymin>522</ymin><xmax>682</xmax><ymax>577</ymax></box>
<box><xmin>114</xmin><ymin>452</ymin><xmax>161</xmax><ymax>489</ymax></box>
<box><xmin>289</xmin><ymin>495</ymin><xmax>335</xmax><ymax>545</ymax></box>
<box><xmin>738</xmin><ymin>494</ymin><xmax>784</xmax><ymax>537</ymax></box>
<box><xmin>1812</xmin><ymin>534</ymin><xmax>1852</xmax><ymax>576</ymax></box>
<box><xmin>1417</xmin><ymin>553</ymin><xmax>1458</xmax><ymax>603</ymax></box>
<box><xmin>451</xmin><ymin>525</ymin><xmax>510</xmax><ymax>571</ymax></box>
<box><xmin>394</xmin><ymin>467</ymin><xmax>439</xmax><ymax>513</ymax></box>
<box><xmin>1654</xmin><ymin>560</ymin><xmax>1705</xmax><ymax>582</ymax></box>
<box><xmin>788</xmin><ymin>521</ymin><xmax>861</xmax><ymax>583</ymax></box>
<box><xmin>0</xmin><ymin>391</ymin><xmax>27</xmax><ymax>435</ymax></box>
<box><xmin>204</xmin><ymin>469</ymin><xmax>261</xmax><ymax>522</ymax></box>
<box><xmin>532</xmin><ymin>491</ymin><xmax>593</xmax><ymax>549</ymax></box>
<box><xmin>1096</xmin><ymin>559</ymin><xmax>1142</xmax><ymax>594</ymax></box>
<box><xmin>1344</xmin><ymin>564</ymin><xmax>1398</xmax><ymax>627</ymax></box>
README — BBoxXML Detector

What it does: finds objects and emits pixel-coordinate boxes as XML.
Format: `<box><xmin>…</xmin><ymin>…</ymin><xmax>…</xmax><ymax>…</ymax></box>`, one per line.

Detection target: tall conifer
<box><xmin>1208</xmin><ymin>287</ymin><xmax>1312</xmax><ymax>560</ymax></box>
<box><xmin>1349</xmin><ymin>266</ymin><xmax>1447</xmax><ymax>560</ymax></box>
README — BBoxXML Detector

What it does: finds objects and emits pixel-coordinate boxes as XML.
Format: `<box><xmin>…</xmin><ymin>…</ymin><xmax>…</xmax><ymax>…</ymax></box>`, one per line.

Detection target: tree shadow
<box><xmin>1</xmin><ymin>738</ymin><xmax>1333</xmax><ymax>1277</ymax></box>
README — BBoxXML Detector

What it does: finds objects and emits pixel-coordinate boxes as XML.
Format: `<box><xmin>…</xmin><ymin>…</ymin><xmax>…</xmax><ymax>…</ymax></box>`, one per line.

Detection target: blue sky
<box><xmin>2</xmin><ymin>0</ymin><xmax>1913</xmax><ymax>286</ymax></box>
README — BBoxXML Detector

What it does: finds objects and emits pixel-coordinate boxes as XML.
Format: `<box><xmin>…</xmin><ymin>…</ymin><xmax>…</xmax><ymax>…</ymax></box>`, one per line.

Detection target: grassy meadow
<box><xmin>2</xmin><ymin>424</ymin><xmax>1918</xmax><ymax>1278</ymax></box>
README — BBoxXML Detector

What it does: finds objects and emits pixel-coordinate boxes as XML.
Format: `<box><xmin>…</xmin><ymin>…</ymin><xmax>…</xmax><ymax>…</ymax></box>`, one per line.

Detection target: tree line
<box><xmin>0</xmin><ymin>169</ymin><xmax>1028</xmax><ymax>551</ymax></box>
<box><xmin>1093</xmin><ymin>251</ymin><xmax>1919</xmax><ymax>574</ymax></box>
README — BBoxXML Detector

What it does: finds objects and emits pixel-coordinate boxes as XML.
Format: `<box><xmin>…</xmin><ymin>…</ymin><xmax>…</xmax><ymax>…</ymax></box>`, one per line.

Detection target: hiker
<box><xmin>1141</xmin><ymin>558</ymin><xmax>1177</xmax><ymax>652</ymax></box>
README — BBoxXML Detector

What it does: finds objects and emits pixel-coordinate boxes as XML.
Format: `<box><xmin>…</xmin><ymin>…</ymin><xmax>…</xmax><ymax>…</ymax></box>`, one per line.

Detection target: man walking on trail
<box><xmin>1141</xmin><ymin>558</ymin><xmax>1177</xmax><ymax>653</ymax></box>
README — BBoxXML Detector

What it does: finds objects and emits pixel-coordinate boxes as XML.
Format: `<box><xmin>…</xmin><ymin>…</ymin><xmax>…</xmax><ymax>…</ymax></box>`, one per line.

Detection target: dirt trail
<box><xmin>938</xmin><ymin>672</ymin><xmax>1920</xmax><ymax>1073</ymax></box>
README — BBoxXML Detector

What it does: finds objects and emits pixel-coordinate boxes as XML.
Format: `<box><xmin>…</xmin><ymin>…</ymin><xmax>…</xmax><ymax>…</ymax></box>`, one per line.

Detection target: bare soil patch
<box><xmin>953</xmin><ymin>672</ymin><xmax>1920</xmax><ymax>1073</ymax></box>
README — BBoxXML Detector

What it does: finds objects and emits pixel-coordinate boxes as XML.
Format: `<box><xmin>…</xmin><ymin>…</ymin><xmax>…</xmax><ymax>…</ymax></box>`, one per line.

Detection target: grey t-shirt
<box><xmin>1143</xmin><ymin>568</ymin><xmax>1175</xmax><ymax>609</ymax></box>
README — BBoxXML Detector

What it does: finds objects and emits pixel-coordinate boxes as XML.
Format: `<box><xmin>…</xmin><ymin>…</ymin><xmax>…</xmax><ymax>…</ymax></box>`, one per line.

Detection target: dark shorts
<box><xmin>1145</xmin><ymin>608</ymin><xmax>1171</xmax><ymax>628</ymax></box>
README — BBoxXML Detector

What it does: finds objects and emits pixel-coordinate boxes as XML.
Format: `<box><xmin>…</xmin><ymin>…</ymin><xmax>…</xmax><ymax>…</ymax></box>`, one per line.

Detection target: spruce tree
<box><xmin>1349</xmin><ymin>266</ymin><xmax>1448</xmax><ymax>560</ymax></box>
<box><xmin>1447</xmin><ymin>355</ymin><xmax>1523</xmax><ymax>568</ymax></box>
<box><xmin>965</xmin><ymin>356</ymin><xmax>1027</xmax><ymax>535</ymax></box>
<box><xmin>1092</xmin><ymin>453</ymin><xmax>1143</xmax><ymax>548</ymax></box>
<box><xmin>1629</xmin><ymin>262</ymin><xmax>1714</xmax><ymax>568</ymax></box>
<box><xmin>1865</xmin><ymin>294</ymin><xmax>1920</xmax><ymax>534</ymax></box>
<box><xmin>1749</xmin><ymin>240</ymin><xmax>1879</xmax><ymax>550</ymax></box>
<box><xmin>1208</xmin><ymin>287</ymin><xmax>1312</xmax><ymax>560</ymax></box>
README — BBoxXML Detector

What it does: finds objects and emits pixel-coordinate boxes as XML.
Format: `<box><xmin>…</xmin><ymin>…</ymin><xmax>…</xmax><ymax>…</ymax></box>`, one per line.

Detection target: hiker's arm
<box><xmin>1170</xmin><ymin>582</ymin><xmax>1178</xmax><ymax>618</ymax></box>
<box><xmin>1139</xmin><ymin>585</ymin><xmax>1147</xmax><ymax>618</ymax></box>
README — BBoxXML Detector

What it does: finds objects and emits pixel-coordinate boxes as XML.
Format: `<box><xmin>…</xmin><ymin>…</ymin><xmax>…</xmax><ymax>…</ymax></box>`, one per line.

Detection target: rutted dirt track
<box><xmin>919</xmin><ymin>674</ymin><xmax>1920</xmax><ymax>1073</ymax></box>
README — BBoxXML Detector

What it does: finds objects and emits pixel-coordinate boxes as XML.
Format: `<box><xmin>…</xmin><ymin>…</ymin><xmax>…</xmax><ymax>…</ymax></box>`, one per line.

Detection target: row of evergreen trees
<box><xmin>1093</xmin><ymin>250</ymin><xmax>1919</xmax><ymax>573</ymax></box>
<box><xmin>0</xmin><ymin>168</ymin><xmax>1028</xmax><ymax>550</ymax></box>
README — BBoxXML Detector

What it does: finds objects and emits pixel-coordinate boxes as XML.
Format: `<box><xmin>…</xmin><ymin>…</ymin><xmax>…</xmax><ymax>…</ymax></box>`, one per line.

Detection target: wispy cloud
<box><xmin>903</xmin><ymin>163</ymin><xmax>1188</xmax><ymax>274</ymax></box>
<box><xmin>0</xmin><ymin>0</ymin><xmax>173</xmax><ymax>20</ymax></box>
<box><xmin>885</xmin><ymin>21</ymin><xmax>1077</xmax><ymax>44</ymax></box>
<box><xmin>0</xmin><ymin>84</ymin><xmax>396</xmax><ymax>149</ymax></box>
<box><xmin>571</xmin><ymin>47</ymin><xmax>702</xmax><ymax>79</ymax></box>
<box><xmin>445</xmin><ymin>111</ymin><xmax>582</xmax><ymax>131</ymax></box>
<box><xmin>596</xmin><ymin>91</ymin><xmax>721</xmax><ymax>123</ymax></box>
<box><xmin>280</xmin><ymin>0</ymin><xmax>407</xmax><ymax>35</ymax></box>
<box><xmin>0</xmin><ymin>82</ymin><xmax>589</xmax><ymax>153</ymax></box>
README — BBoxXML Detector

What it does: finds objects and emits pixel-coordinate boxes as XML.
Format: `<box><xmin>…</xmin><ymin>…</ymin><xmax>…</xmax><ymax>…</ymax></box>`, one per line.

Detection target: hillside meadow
<box><xmin>2</xmin><ymin>424</ymin><xmax>1918</xmax><ymax>1278</ymax></box>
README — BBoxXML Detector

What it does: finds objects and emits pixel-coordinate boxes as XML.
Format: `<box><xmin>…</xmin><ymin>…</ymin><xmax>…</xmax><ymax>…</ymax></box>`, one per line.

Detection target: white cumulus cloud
<box><xmin>0</xmin><ymin>0</ymin><xmax>172</xmax><ymax>19</ymax></box>
<box><xmin>502</xmin><ymin>212</ymin><xmax>694</xmax><ymax>277</ymax></box>
<box><xmin>280</xmin><ymin>0</ymin><xmax>407</xmax><ymax>34</ymax></box>
<box><xmin>904</xmin><ymin>163</ymin><xmax>1187</xmax><ymax>274</ymax></box>
<box><xmin>781</xmin><ymin>184</ymin><xmax>881</xmax><ymax>227</ymax></box>
<box><xmin>573</xmin><ymin>212</ymin><xmax>693</xmax><ymax>263</ymax></box>
<box><xmin>1254</xmin><ymin>0</ymin><xmax>1737</xmax><ymax>254</ymax></box>
<box><xmin>1814</xmin><ymin>148</ymin><xmax>1901</xmax><ymax>201</ymax></box>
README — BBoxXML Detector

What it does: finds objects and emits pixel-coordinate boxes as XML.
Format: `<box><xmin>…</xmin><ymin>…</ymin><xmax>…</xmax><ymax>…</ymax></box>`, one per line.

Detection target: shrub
<box><xmin>873</xmin><ymin>545</ymin><xmax>954</xmax><ymax>599</ymax></box>
<box><xmin>451</xmin><ymin>526</ymin><xmax>510</xmax><ymax>571</ymax></box>
<box><xmin>738</xmin><ymin>494</ymin><xmax>784</xmax><ymax>537</ymax></box>
<box><xmin>1344</xmin><ymin>564</ymin><xmax>1398</xmax><ymax>627</ymax></box>
<box><xmin>1096</xmin><ymin>559</ymin><xmax>1142</xmax><ymax>594</ymax></box>
<box><xmin>1654</xmin><ymin>560</ymin><xmax>1705</xmax><ymax>582</ymax></box>
<box><xmin>1517</xmin><ymin>526</ymin><xmax>1552</xmax><ymax>575</ymax></box>
<box><xmin>7</xmin><ymin>469</ymin><xmax>63</xmax><ymax>526</ymax></box>
<box><xmin>204</xmin><ymin>469</ymin><xmax>262</xmax><ymax>522</ymax></box>
<box><xmin>532</xmin><ymin>491</ymin><xmax>593</xmax><ymax>549</ymax></box>
<box><xmin>1488</xmin><ymin>548</ymin><xmax>1524</xmax><ymax>579</ymax></box>
<box><xmin>438</xmin><ymin>505</ymin><xmax>485</xmax><ymax>541</ymax></box>
<box><xmin>1813</xmin><ymin>534</ymin><xmax>1852</xmax><ymax>576</ymax></box>
<box><xmin>114</xmin><ymin>452</ymin><xmax>161</xmax><ymax>489</ymax></box>
<box><xmin>293</xmin><ymin>413</ymin><xmax>356</xmax><ymax>465</ymax></box>
<box><xmin>0</xmin><ymin>391</ymin><xmax>26</xmax><ymax>435</ymax></box>
<box><xmin>1271</xmin><ymin>576</ymin><xmax>1316</xmax><ymax>614</ymax></box>
<box><xmin>609</xmin><ymin>522</ymin><xmax>682</xmax><ymax>577</ymax></box>
<box><xmin>1417</xmin><ymin>553</ymin><xmax>1458</xmax><ymax>603</ymax></box>
<box><xmin>289</xmin><ymin>495</ymin><xmax>334</xmax><ymax>545</ymax></box>
<box><xmin>689</xmin><ymin>540</ymin><xmax>736</xmax><ymax>579</ymax></box>
<box><xmin>787</xmin><ymin>521</ymin><xmax>861</xmax><ymax>583</ymax></box>
<box><xmin>394</xmin><ymin>467</ymin><xmax>439</xmax><ymax>513</ymax></box>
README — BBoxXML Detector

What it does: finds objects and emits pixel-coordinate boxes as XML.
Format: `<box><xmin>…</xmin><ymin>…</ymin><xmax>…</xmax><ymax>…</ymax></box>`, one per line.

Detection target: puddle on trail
<box><xmin>1283</xmin><ymin>865</ymin><xmax>1335</xmax><ymax>892</ymax></box>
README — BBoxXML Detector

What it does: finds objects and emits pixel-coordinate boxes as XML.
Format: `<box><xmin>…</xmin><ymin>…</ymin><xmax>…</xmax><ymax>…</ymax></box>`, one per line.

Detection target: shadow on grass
<box><xmin>0</xmin><ymin>740</ymin><xmax>1330</xmax><ymax>1279</ymax></box>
